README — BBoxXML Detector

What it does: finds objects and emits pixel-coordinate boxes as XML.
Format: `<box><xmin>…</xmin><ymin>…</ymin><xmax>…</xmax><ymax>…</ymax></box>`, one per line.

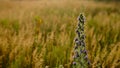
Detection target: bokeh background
<box><xmin>0</xmin><ymin>0</ymin><xmax>120</xmax><ymax>68</ymax></box>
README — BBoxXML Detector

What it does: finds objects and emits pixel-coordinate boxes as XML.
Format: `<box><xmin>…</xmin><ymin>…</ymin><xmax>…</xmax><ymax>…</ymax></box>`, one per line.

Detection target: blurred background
<box><xmin>0</xmin><ymin>0</ymin><xmax>120</xmax><ymax>68</ymax></box>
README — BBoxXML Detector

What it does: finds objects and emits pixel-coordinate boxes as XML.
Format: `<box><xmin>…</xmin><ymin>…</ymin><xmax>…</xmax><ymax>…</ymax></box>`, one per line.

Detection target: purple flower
<box><xmin>83</xmin><ymin>49</ymin><xmax>87</xmax><ymax>54</ymax></box>
<box><xmin>73</xmin><ymin>62</ymin><xmax>76</xmax><ymax>65</ymax></box>
<box><xmin>75</xmin><ymin>40</ymin><xmax>81</xmax><ymax>46</ymax></box>
<box><xmin>80</xmin><ymin>49</ymin><xmax>87</xmax><ymax>54</ymax></box>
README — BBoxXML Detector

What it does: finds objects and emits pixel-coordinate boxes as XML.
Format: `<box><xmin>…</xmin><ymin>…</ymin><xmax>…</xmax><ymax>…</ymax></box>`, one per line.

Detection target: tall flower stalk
<box><xmin>72</xmin><ymin>14</ymin><xmax>90</xmax><ymax>68</ymax></box>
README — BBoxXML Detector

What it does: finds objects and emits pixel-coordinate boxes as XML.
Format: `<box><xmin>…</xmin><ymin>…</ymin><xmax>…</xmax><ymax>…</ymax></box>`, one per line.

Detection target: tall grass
<box><xmin>0</xmin><ymin>0</ymin><xmax>120</xmax><ymax>68</ymax></box>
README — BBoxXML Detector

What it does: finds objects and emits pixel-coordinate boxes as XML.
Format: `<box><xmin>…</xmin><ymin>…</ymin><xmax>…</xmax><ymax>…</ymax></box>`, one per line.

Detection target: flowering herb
<box><xmin>72</xmin><ymin>14</ymin><xmax>90</xmax><ymax>68</ymax></box>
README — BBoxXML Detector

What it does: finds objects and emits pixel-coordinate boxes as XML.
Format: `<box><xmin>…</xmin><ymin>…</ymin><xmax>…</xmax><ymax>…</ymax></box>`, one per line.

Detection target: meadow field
<box><xmin>0</xmin><ymin>0</ymin><xmax>120</xmax><ymax>68</ymax></box>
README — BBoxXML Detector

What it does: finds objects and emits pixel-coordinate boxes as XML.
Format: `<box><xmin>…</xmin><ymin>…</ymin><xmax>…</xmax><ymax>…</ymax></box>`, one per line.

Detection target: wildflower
<box><xmin>72</xmin><ymin>14</ymin><xmax>90</xmax><ymax>67</ymax></box>
<box><xmin>75</xmin><ymin>40</ymin><xmax>81</xmax><ymax>46</ymax></box>
<box><xmin>83</xmin><ymin>49</ymin><xmax>87</xmax><ymax>54</ymax></box>
<box><xmin>80</xmin><ymin>49</ymin><xmax>87</xmax><ymax>54</ymax></box>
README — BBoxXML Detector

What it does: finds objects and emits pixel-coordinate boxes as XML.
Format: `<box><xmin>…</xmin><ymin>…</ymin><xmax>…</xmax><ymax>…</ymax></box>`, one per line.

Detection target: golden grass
<box><xmin>0</xmin><ymin>0</ymin><xmax>120</xmax><ymax>68</ymax></box>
